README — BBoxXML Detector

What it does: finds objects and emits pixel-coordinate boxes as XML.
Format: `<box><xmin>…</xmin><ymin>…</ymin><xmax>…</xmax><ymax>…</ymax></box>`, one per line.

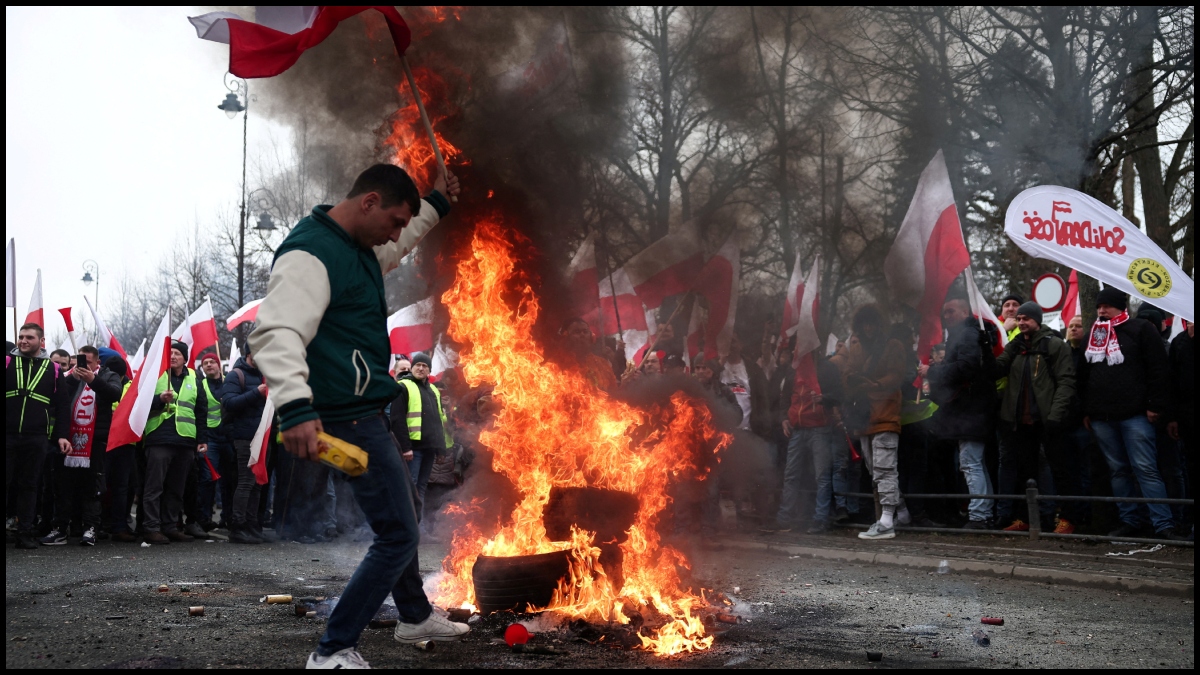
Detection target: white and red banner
<box><xmin>792</xmin><ymin>255</ymin><xmax>821</xmax><ymax>367</ymax></box>
<box><xmin>173</xmin><ymin>300</ymin><xmax>220</xmax><ymax>367</ymax></box>
<box><xmin>85</xmin><ymin>296</ymin><xmax>127</xmax><ymax>360</ymax></box>
<box><xmin>128</xmin><ymin>339</ymin><xmax>147</xmax><ymax>376</ymax></box>
<box><xmin>248</xmin><ymin>390</ymin><xmax>274</xmax><ymax>485</ymax></box>
<box><xmin>598</xmin><ymin>267</ymin><xmax>652</xmax><ymax>361</ymax></box>
<box><xmin>1061</xmin><ymin>270</ymin><xmax>1081</xmax><ymax>327</ymax></box>
<box><xmin>57</xmin><ymin>307</ymin><xmax>78</xmax><ymax>353</ymax></box>
<box><xmin>226</xmin><ymin>298</ymin><xmax>263</xmax><ymax>331</ymax></box>
<box><xmin>686</xmin><ymin>234</ymin><xmax>740</xmax><ymax>360</ymax></box>
<box><xmin>623</xmin><ymin>223</ymin><xmax>704</xmax><ymax>311</ymax></box>
<box><xmin>778</xmin><ymin>253</ymin><xmax>805</xmax><ymax>349</ymax></box>
<box><xmin>24</xmin><ymin>269</ymin><xmax>44</xmax><ymax>329</ymax></box>
<box><xmin>1005</xmin><ymin>186</ymin><xmax>1194</xmax><ymax>322</ymax></box>
<box><xmin>566</xmin><ymin>234</ymin><xmax>600</xmax><ymax>335</ymax></box>
<box><xmin>884</xmin><ymin>150</ymin><xmax>971</xmax><ymax>362</ymax></box>
<box><xmin>188</xmin><ymin>6</ymin><xmax>411</xmax><ymax>79</ymax></box>
<box><xmin>387</xmin><ymin>297</ymin><xmax>435</xmax><ymax>357</ymax></box>
<box><xmin>108</xmin><ymin>309</ymin><xmax>172</xmax><ymax>451</ymax></box>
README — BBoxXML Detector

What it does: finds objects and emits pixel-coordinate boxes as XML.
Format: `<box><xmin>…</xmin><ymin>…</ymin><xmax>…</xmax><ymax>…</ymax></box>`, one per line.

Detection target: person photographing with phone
<box><xmin>249</xmin><ymin>163</ymin><xmax>467</xmax><ymax>669</ymax></box>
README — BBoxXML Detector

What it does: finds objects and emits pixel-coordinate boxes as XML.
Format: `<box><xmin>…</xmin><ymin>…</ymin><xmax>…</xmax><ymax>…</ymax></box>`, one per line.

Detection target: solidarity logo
<box><xmin>1126</xmin><ymin>258</ymin><xmax>1171</xmax><ymax>299</ymax></box>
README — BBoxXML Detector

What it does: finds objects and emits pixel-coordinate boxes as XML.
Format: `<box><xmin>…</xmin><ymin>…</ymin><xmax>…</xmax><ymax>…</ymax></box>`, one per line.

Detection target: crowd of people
<box><xmin>5</xmin><ymin>323</ymin><xmax>472</xmax><ymax>550</ymax></box>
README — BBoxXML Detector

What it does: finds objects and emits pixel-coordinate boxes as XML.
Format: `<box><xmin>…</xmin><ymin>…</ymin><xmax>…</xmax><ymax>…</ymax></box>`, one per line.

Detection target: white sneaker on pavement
<box><xmin>857</xmin><ymin>521</ymin><xmax>896</xmax><ymax>540</ymax></box>
<box><xmin>306</xmin><ymin>648</ymin><xmax>370</xmax><ymax>669</ymax></box>
<box><xmin>393</xmin><ymin>610</ymin><xmax>470</xmax><ymax>643</ymax></box>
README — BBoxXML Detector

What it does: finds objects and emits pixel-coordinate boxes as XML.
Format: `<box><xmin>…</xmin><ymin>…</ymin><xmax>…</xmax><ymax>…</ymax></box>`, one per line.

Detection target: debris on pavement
<box><xmin>866</xmin><ymin>650</ymin><xmax>882</xmax><ymax>661</ymax></box>
<box><xmin>1106</xmin><ymin>544</ymin><xmax>1165</xmax><ymax>557</ymax></box>
<box><xmin>261</xmin><ymin>595</ymin><xmax>292</xmax><ymax>604</ymax></box>
<box><xmin>188</xmin><ymin>606</ymin><xmax>204</xmax><ymax>617</ymax></box>
<box><xmin>972</xmin><ymin>628</ymin><xmax>991</xmax><ymax>647</ymax></box>
<box><xmin>512</xmin><ymin>643</ymin><xmax>567</xmax><ymax>656</ymax></box>
<box><xmin>414</xmin><ymin>640</ymin><xmax>436</xmax><ymax>652</ymax></box>
<box><xmin>981</xmin><ymin>617</ymin><xmax>1004</xmax><ymax>626</ymax></box>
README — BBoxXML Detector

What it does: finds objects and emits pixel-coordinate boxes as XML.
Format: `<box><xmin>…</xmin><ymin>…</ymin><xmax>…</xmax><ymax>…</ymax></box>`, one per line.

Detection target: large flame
<box><xmin>436</xmin><ymin>219</ymin><xmax>732</xmax><ymax>655</ymax></box>
<box><xmin>383</xmin><ymin>65</ymin><xmax>464</xmax><ymax>193</ymax></box>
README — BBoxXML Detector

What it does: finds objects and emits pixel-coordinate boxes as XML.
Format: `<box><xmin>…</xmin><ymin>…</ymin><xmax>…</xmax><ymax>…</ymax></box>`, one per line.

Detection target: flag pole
<box><xmin>637</xmin><ymin>293</ymin><xmax>691</xmax><ymax>369</ymax></box>
<box><xmin>398</xmin><ymin>55</ymin><xmax>457</xmax><ymax>202</ymax></box>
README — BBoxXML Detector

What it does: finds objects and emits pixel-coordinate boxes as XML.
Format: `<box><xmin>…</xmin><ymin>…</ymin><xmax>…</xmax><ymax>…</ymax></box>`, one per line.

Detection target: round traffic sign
<box><xmin>1032</xmin><ymin>273</ymin><xmax>1066</xmax><ymax>311</ymax></box>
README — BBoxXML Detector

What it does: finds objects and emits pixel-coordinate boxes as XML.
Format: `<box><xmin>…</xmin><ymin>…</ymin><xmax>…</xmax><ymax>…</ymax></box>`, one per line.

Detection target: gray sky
<box><xmin>5</xmin><ymin>7</ymin><xmax>284</xmax><ymax>343</ymax></box>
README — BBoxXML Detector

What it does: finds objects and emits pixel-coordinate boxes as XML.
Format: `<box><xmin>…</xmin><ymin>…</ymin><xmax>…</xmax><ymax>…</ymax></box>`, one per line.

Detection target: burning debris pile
<box><xmin>434</xmin><ymin>220</ymin><xmax>733</xmax><ymax>655</ymax></box>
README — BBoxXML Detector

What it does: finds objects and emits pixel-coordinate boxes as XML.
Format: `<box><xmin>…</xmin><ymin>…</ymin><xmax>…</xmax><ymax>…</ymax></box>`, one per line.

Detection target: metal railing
<box><xmin>834</xmin><ymin>480</ymin><xmax>1194</xmax><ymax>547</ymax></box>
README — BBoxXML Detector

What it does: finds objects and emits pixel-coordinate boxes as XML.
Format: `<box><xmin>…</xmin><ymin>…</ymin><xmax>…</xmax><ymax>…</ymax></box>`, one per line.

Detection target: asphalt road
<box><xmin>5</xmin><ymin>533</ymin><xmax>1194</xmax><ymax>669</ymax></box>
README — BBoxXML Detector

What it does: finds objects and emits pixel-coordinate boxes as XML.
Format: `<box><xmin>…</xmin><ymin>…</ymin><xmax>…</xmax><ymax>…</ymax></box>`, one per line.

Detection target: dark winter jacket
<box><xmin>145</xmin><ymin>368</ymin><xmax>209</xmax><ymax>447</ymax></box>
<box><xmin>6</xmin><ymin>354</ymin><xmax>73</xmax><ymax>440</ymax></box>
<box><xmin>1169</xmin><ymin>330</ymin><xmax>1193</xmax><ymax>426</ymax></box>
<box><xmin>993</xmin><ymin>325</ymin><xmax>1076</xmax><ymax>427</ymax></box>
<box><xmin>60</xmin><ymin>365</ymin><xmax>125</xmax><ymax>450</ymax></box>
<box><xmin>388</xmin><ymin>376</ymin><xmax>447</xmax><ymax>453</ymax></box>
<box><xmin>926</xmin><ymin>317</ymin><xmax>996</xmax><ymax>442</ymax></box>
<box><xmin>1079</xmin><ymin>317</ymin><xmax>1169</xmax><ymax>420</ymax></box>
<box><xmin>218</xmin><ymin>357</ymin><xmax>268</xmax><ymax>442</ymax></box>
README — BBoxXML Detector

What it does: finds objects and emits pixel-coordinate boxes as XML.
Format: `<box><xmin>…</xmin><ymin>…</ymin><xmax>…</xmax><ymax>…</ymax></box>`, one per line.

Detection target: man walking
<box><xmin>250</xmin><ymin>164</ymin><xmax>467</xmax><ymax>669</ymax></box>
<box><xmin>1081</xmin><ymin>289</ymin><xmax>1180</xmax><ymax>539</ymax></box>
<box><xmin>922</xmin><ymin>297</ymin><xmax>997</xmax><ymax>530</ymax></box>
<box><xmin>990</xmin><ymin>302</ymin><xmax>1082</xmax><ymax>533</ymax></box>
<box><xmin>141</xmin><ymin>341</ymin><xmax>208</xmax><ymax>544</ymax></box>
<box><xmin>390</xmin><ymin>352</ymin><xmax>452</xmax><ymax>509</ymax></box>
<box><xmin>6</xmin><ymin>324</ymin><xmax>71</xmax><ymax>549</ymax></box>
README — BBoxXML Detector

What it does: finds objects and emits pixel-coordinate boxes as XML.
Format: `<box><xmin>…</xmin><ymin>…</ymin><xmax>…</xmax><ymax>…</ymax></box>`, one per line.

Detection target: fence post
<box><xmin>1026</xmin><ymin>479</ymin><xmax>1041</xmax><ymax>541</ymax></box>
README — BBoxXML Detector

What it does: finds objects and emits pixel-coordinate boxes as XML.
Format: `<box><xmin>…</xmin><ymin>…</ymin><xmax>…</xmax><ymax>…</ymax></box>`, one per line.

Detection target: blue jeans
<box><xmin>957</xmin><ymin>440</ymin><xmax>993</xmax><ymax>522</ymax></box>
<box><xmin>317</xmin><ymin>415</ymin><xmax>430</xmax><ymax>656</ymax></box>
<box><xmin>1091</xmin><ymin>415</ymin><xmax>1174</xmax><ymax>532</ymax></box>
<box><xmin>407</xmin><ymin>446</ymin><xmax>438</xmax><ymax>509</ymax></box>
<box><xmin>776</xmin><ymin>427</ymin><xmax>838</xmax><ymax>524</ymax></box>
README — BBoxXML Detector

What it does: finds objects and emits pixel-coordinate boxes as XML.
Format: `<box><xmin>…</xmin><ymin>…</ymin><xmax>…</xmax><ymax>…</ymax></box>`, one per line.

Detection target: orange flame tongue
<box><xmin>436</xmin><ymin>219</ymin><xmax>730</xmax><ymax>655</ymax></box>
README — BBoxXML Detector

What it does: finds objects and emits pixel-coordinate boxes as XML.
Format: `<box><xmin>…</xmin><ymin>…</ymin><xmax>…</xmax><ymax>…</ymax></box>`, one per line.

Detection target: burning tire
<box><xmin>472</xmin><ymin>551</ymin><xmax>571</xmax><ymax>615</ymax></box>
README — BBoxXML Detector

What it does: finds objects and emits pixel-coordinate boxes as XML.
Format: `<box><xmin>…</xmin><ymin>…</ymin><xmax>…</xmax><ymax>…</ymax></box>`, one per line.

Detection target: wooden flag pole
<box><xmin>399</xmin><ymin>55</ymin><xmax>456</xmax><ymax>202</ymax></box>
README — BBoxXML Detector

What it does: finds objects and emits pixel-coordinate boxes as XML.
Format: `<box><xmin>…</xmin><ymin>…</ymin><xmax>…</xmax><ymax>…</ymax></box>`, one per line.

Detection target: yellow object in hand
<box><xmin>316</xmin><ymin>432</ymin><xmax>369</xmax><ymax>477</ymax></box>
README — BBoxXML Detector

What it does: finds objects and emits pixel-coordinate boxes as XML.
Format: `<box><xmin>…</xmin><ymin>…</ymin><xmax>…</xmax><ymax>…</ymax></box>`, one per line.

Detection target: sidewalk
<box><xmin>715</xmin><ymin>528</ymin><xmax>1195</xmax><ymax>597</ymax></box>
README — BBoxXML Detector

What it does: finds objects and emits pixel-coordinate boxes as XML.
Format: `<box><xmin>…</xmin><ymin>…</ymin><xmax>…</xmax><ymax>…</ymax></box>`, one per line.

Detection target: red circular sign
<box><xmin>1032</xmin><ymin>273</ymin><xmax>1066</xmax><ymax>311</ymax></box>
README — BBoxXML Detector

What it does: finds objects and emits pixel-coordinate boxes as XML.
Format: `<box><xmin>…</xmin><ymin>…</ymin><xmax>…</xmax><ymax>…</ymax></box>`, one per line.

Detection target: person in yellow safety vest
<box><xmin>388</xmin><ymin>352</ymin><xmax>452</xmax><ymax>510</ymax></box>
<box><xmin>194</xmin><ymin>352</ymin><xmax>229</xmax><ymax>533</ymax></box>
<box><xmin>140</xmin><ymin>341</ymin><xmax>208</xmax><ymax>545</ymax></box>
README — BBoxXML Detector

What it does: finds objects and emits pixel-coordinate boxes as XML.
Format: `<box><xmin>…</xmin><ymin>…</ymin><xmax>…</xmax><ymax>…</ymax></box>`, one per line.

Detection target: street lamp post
<box><xmin>219</xmin><ymin>72</ymin><xmax>249</xmax><ymax>309</ymax></box>
<box><xmin>81</xmin><ymin>259</ymin><xmax>99</xmax><ymax>313</ymax></box>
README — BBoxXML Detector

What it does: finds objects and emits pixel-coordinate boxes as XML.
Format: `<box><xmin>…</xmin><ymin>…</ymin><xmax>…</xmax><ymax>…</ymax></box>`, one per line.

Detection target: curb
<box><xmin>735</xmin><ymin>540</ymin><xmax>1195</xmax><ymax>598</ymax></box>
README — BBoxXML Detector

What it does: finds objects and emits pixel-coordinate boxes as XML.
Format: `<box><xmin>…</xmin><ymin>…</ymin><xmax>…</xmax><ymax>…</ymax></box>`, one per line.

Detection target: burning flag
<box><xmin>884</xmin><ymin>150</ymin><xmax>971</xmax><ymax>362</ymax></box>
<box><xmin>188</xmin><ymin>6</ymin><xmax>411</xmax><ymax>79</ymax></box>
<box><xmin>108</xmin><ymin>310</ymin><xmax>172</xmax><ymax>451</ymax></box>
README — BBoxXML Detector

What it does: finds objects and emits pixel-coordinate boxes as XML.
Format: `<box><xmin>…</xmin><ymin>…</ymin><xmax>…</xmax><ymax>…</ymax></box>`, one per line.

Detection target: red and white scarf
<box><xmin>66</xmin><ymin>386</ymin><xmax>97</xmax><ymax>468</ymax></box>
<box><xmin>1085</xmin><ymin>311</ymin><xmax>1128</xmax><ymax>366</ymax></box>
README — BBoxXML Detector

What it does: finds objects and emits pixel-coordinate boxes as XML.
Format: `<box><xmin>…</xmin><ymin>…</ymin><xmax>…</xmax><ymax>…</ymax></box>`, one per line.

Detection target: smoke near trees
<box><xmin>105</xmin><ymin>6</ymin><xmax>1193</xmax><ymax>351</ymax></box>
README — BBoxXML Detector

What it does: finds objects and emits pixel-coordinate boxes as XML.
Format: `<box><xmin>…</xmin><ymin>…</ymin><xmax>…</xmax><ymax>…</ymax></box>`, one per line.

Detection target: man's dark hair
<box><xmin>347</xmin><ymin>164</ymin><xmax>421</xmax><ymax>215</ymax></box>
<box><xmin>50</xmin><ymin>348</ymin><xmax>69</xmax><ymax>358</ymax></box>
<box><xmin>80</xmin><ymin>345</ymin><xmax>100</xmax><ymax>358</ymax></box>
<box><xmin>852</xmin><ymin>305</ymin><xmax>884</xmax><ymax>334</ymax></box>
<box><xmin>19</xmin><ymin>322</ymin><xmax>43</xmax><ymax>338</ymax></box>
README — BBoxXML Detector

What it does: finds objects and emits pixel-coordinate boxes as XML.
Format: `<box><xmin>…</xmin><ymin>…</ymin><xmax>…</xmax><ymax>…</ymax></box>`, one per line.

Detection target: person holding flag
<box><xmin>140</xmin><ymin>341</ymin><xmax>208</xmax><ymax>545</ymax></box>
<box><xmin>218</xmin><ymin>342</ymin><xmax>270</xmax><ymax>544</ymax></box>
<box><xmin>6</xmin><ymin>323</ymin><xmax>72</xmax><ymax>549</ymax></box>
<box><xmin>249</xmin><ymin>163</ymin><xmax>466</xmax><ymax>667</ymax></box>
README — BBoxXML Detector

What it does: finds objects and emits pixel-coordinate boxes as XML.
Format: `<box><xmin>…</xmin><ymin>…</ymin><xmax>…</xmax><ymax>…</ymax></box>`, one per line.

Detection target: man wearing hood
<box><xmin>39</xmin><ymin>345</ymin><xmax>124</xmax><ymax>546</ymax></box>
<box><xmin>990</xmin><ymin>302</ymin><xmax>1081</xmax><ymax>533</ymax></box>
<box><xmin>218</xmin><ymin>343</ymin><xmax>270</xmax><ymax>544</ymax></box>
<box><xmin>141</xmin><ymin>341</ymin><xmax>209</xmax><ymax>545</ymax></box>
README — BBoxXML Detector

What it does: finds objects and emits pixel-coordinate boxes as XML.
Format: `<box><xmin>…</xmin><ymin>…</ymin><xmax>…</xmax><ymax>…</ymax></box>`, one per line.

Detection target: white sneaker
<box><xmin>393</xmin><ymin>610</ymin><xmax>470</xmax><ymax>643</ymax></box>
<box><xmin>858</xmin><ymin>522</ymin><xmax>896</xmax><ymax>540</ymax></box>
<box><xmin>306</xmin><ymin>648</ymin><xmax>370</xmax><ymax>669</ymax></box>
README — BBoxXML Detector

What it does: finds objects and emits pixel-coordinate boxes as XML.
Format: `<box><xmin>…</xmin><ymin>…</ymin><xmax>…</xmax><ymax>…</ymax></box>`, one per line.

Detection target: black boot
<box><xmin>250</xmin><ymin>523</ymin><xmax>277</xmax><ymax>543</ymax></box>
<box><xmin>229</xmin><ymin>525</ymin><xmax>262</xmax><ymax>545</ymax></box>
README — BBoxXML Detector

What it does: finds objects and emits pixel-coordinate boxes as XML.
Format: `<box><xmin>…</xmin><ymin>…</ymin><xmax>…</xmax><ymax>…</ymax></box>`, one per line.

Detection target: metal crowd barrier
<box><xmin>833</xmin><ymin>480</ymin><xmax>1194</xmax><ymax>547</ymax></box>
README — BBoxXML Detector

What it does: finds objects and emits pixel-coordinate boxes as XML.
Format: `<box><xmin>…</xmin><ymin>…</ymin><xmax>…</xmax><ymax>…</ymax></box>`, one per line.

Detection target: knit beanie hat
<box><xmin>1000</xmin><ymin>293</ymin><xmax>1025</xmax><ymax>307</ymax></box>
<box><xmin>411</xmin><ymin>352</ymin><xmax>432</xmax><ymax>368</ymax></box>
<box><xmin>171</xmin><ymin>340</ymin><xmax>189</xmax><ymax>363</ymax></box>
<box><xmin>1095</xmin><ymin>287</ymin><xmax>1128</xmax><ymax>311</ymax></box>
<box><xmin>1016</xmin><ymin>301</ymin><xmax>1043</xmax><ymax>326</ymax></box>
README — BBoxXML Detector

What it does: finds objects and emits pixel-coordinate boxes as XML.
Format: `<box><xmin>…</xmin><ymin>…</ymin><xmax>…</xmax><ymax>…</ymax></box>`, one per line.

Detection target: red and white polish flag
<box><xmin>623</xmin><ymin>222</ymin><xmax>704</xmax><ymax>312</ymax></box>
<box><xmin>1060</xmin><ymin>270</ymin><xmax>1081</xmax><ymax>328</ymax></box>
<box><xmin>387</xmin><ymin>297</ymin><xmax>435</xmax><ymax>357</ymax></box>
<box><xmin>792</xmin><ymin>255</ymin><xmax>822</xmax><ymax>368</ymax></box>
<box><xmin>57</xmin><ymin>307</ymin><xmax>78</xmax><ymax>353</ymax></box>
<box><xmin>687</xmin><ymin>234</ymin><xmax>740</xmax><ymax>360</ymax></box>
<box><xmin>85</xmin><ymin>296</ymin><xmax>127</xmax><ymax>360</ymax></box>
<box><xmin>226</xmin><ymin>298</ymin><xmax>263</xmax><ymax>332</ymax></box>
<box><xmin>127</xmin><ymin>339</ymin><xmax>147</xmax><ymax>376</ymax></box>
<box><xmin>173</xmin><ymin>300</ymin><xmax>220</xmax><ymax>368</ymax></box>
<box><xmin>248</xmin><ymin>390</ymin><xmax>273</xmax><ymax>485</ymax></box>
<box><xmin>779</xmin><ymin>253</ymin><xmax>804</xmax><ymax>348</ymax></box>
<box><xmin>599</xmin><ymin>266</ymin><xmax>652</xmax><ymax>361</ymax></box>
<box><xmin>108</xmin><ymin>310</ymin><xmax>172</xmax><ymax>451</ymax></box>
<box><xmin>566</xmin><ymin>233</ymin><xmax>601</xmax><ymax>335</ymax></box>
<box><xmin>188</xmin><ymin>6</ymin><xmax>411</xmax><ymax>79</ymax></box>
<box><xmin>884</xmin><ymin>150</ymin><xmax>971</xmax><ymax>362</ymax></box>
<box><xmin>24</xmin><ymin>269</ymin><xmax>43</xmax><ymax>329</ymax></box>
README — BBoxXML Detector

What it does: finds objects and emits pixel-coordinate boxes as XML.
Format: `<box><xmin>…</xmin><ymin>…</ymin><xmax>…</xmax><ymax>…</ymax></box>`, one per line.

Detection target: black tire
<box><xmin>473</xmin><ymin>551</ymin><xmax>571</xmax><ymax>615</ymax></box>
